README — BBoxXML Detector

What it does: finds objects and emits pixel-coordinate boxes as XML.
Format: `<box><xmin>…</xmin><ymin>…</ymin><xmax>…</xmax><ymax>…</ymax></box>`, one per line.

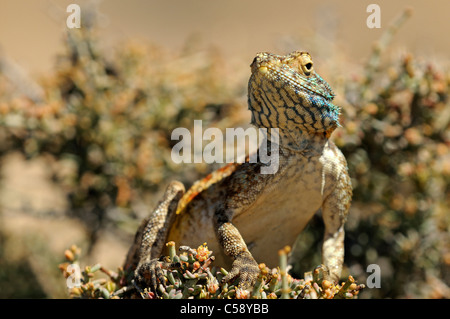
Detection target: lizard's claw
<box><xmin>222</xmin><ymin>251</ymin><xmax>260</xmax><ymax>290</ymax></box>
<box><xmin>134</xmin><ymin>257</ymin><xmax>171</xmax><ymax>294</ymax></box>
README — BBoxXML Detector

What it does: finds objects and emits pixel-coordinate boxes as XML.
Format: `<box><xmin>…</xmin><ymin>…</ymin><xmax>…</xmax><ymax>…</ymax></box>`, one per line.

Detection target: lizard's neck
<box><xmin>267</xmin><ymin>127</ymin><xmax>331</xmax><ymax>156</ymax></box>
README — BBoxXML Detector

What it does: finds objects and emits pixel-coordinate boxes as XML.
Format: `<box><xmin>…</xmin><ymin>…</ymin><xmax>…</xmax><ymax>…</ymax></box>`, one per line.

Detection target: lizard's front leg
<box><xmin>124</xmin><ymin>181</ymin><xmax>185</xmax><ymax>292</ymax></box>
<box><xmin>321</xmin><ymin>159</ymin><xmax>352</xmax><ymax>283</ymax></box>
<box><xmin>214</xmin><ymin>205</ymin><xmax>260</xmax><ymax>289</ymax></box>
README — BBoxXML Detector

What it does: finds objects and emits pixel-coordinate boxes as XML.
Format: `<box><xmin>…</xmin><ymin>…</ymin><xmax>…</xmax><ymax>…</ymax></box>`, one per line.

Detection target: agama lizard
<box><xmin>124</xmin><ymin>51</ymin><xmax>352</xmax><ymax>292</ymax></box>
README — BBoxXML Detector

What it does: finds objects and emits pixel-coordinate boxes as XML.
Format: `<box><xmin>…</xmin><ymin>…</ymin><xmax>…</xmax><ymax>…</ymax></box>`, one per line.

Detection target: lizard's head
<box><xmin>248</xmin><ymin>51</ymin><xmax>340</xmax><ymax>138</ymax></box>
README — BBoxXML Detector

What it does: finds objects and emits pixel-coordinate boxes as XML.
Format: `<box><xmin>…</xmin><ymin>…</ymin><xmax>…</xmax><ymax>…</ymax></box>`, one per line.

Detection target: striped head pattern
<box><xmin>248</xmin><ymin>51</ymin><xmax>340</xmax><ymax>138</ymax></box>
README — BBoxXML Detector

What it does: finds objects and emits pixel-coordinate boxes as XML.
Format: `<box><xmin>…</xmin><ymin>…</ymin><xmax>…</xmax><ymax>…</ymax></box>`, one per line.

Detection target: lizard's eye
<box><xmin>302</xmin><ymin>62</ymin><xmax>313</xmax><ymax>76</ymax></box>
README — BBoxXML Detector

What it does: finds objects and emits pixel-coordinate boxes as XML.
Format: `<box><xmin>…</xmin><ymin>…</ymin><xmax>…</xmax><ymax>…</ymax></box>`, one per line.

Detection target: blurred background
<box><xmin>0</xmin><ymin>0</ymin><xmax>448</xmax><ymax>298</ymax></box>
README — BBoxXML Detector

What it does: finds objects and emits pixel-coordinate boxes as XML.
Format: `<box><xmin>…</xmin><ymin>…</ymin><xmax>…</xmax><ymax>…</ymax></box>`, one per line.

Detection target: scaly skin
<box><xmin>124</xmin><ymin>51</ymin><xmax>352</xmax><ymax>292</ymax></box>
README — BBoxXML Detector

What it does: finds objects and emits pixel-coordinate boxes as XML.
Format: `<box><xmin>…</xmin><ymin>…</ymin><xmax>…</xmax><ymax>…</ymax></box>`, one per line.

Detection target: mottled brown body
<box><xmin>125</xmin><ymin>51</ymin><xmax>352</xmax><ymax>290</ymax></box>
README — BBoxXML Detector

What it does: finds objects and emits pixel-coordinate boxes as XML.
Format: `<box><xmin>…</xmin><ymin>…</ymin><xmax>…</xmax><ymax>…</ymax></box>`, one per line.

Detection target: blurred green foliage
<box><xmin>0</xmin><ymin>19</ymin><xmax>448</xmax><ymax>298</ymax></box>
<box><xmin>338</xmin><ymin>51</ymin><xmax>449</xmax><ymax>298</ymax></box>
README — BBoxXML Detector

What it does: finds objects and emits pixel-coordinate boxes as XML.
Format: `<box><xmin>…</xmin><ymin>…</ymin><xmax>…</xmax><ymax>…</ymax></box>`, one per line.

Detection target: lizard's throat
<box><xmin>279</xmin><ymin>127</ymin><xmax>333</xmax><ymax>153</ymax></box>
<box><xmin>250</xmin><ymin>105</ymin><xmax>339</xmax><ymax>152</ymax></box>
<box><xmin>248</xmin><ymin>75</ymin><xmax>340</xmax><ymax>137</ymax></box>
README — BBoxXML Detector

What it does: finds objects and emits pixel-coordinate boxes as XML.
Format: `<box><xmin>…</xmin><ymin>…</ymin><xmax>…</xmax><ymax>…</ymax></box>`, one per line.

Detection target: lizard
<box><xmin>123</xmin><ymin>50</ymin><xmax>352</xmax><ymax>293</ymax></box>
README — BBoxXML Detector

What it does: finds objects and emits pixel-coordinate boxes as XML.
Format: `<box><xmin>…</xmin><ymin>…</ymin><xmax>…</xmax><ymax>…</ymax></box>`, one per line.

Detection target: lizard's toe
<box><xmin>135</xmin><ymin>258</ymin><xmax>168</xmax><ymax>294</ymax></box>
<box><xmin>237</xmin><ymin>267</ymin><xmax>259</xmax><ymax>290</ymax></box>
<box><xmin>223</xmin><ymin>251</ymin><xmax>260</xmax><ymax>290</ymax></box>
<box><xmin>222</xmin><ymin>266</ymin><xmax>240</xmax><ymax>284</ymax></box>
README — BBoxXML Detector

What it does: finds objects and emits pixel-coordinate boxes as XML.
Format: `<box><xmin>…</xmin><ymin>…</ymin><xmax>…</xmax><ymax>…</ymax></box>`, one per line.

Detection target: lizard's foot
<box><xmin>134</xmin><ymin>256</ymin><xmax>172</xmax><ymax>294</ymax></box>
<box><xmin>222</xmin><ymin>251</ymin><xmax>260</xmax><ymax>290</ymax></box>
<box><xmin>314</xmin><ymin>264</ymin><xmax>340</xmax><ymax>284</ymax></box>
